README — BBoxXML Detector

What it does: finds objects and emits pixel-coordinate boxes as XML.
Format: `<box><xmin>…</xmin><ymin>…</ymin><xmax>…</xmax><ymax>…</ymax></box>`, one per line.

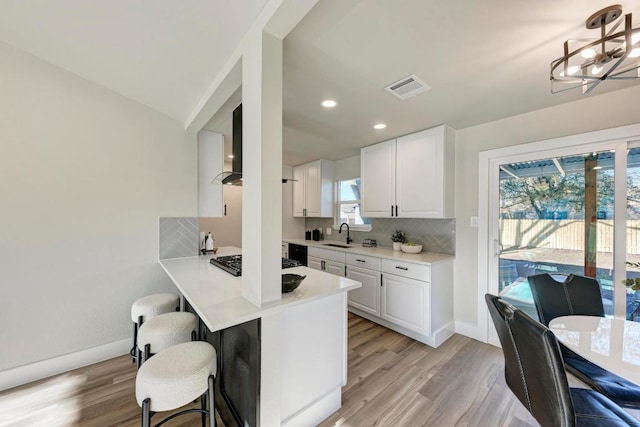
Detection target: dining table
<box><xmin>549</xmin><ymin>315</ymin><xmax>640</xmax><ymax>386</ymax></box>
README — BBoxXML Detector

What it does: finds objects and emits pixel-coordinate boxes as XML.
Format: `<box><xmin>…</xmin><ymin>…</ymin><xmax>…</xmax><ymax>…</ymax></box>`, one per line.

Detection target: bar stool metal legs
<box><xmin>130</xmin><ymin>293</ymin><xmax>180</xmax><ymax>365</ymax></box>
<box><xmin>136</xmin><ymin>342</ymin><xmax>217</xmax><ymax>427</ymax></box>
<box><xmin>140</xmin><ymin>376</ymin><xmax>215</xmax><ymax>427</ymax></box>
<box><xmin>137</xmin><ymin>311</ymin><xmax>197</xmax><ymax>367</ymax></box>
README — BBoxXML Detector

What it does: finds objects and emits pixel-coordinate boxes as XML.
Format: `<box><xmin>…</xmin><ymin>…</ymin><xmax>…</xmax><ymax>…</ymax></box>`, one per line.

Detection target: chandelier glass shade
<box><xmin>550</xmin><ymin>5</ymin><xmax>640</xmax><ymax>94</ymax></box>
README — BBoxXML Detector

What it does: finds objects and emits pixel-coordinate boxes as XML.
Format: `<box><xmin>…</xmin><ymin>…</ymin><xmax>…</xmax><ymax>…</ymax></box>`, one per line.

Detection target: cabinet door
<box><xmin>396</xmin><ymin>127</ymin><xmax>444</xmax><ymax>218</ymax></box>
<box><xmin>324</xmin><ymin>261</ymin><xmax>345</xmax><ymax>277</ymax></box>
<box><xmin>304</xmin><ymin>161</ymin><xmax>322</xmax><ymax>217</ymax></box>
<box><xmin>307</xmin><ymin>256</ymin><xmax>323</xmax><ymax>271</ymax></box>
<box><xmin>293</xmin><ymin>165</ymin><xmax>306</xmax><ymax>217</ymax></box>
<box><xmin>198</xmin><ymin>130</ymin><xmax>224</xmax><ymax>217</ymax></box>
<box><xmin>361</xmin><ymin>139</ymin><xmax>396</xmax><ymax>217</ymax></box>
<box><xmin>346</xmin><ymin>266</ymin><xmax>380</xmax><ymax>315</ymax></box>
<box><xmin>381</xmin><ymin>274</ymin><xmax>430</xmax><ymax>335</ymax></box>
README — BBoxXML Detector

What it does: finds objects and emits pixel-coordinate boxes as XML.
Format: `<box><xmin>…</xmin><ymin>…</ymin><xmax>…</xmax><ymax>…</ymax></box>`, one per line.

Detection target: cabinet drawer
<box><xmin>381</xmin><ymin>259</ymin><xmax>430</xmax><ymax>282</ymax></box>
<box><xmin>345</xmin><ymin>253</ymin><xmax>381</xmax><ymax>270</ymax></box>
<box><xmin>308</xmin><ymin>246</ymin><xmax>346</xmax><ymax>263</ymax></box>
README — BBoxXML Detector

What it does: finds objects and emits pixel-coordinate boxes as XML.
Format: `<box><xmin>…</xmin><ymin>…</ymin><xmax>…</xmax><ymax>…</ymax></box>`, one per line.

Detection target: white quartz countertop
<box><xmin>159</xmin><ymin>246</ymin><xmax>361</xmax><ymax>332</ymax></box>
<box><xmin>283</xmin><ymin>238</ymin><xmax>455</xmax><ymax>265</ymax></box>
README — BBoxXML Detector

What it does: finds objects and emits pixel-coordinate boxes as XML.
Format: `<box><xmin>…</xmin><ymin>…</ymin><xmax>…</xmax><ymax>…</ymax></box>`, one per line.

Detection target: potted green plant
<box><xmin>390</xmin><ymin>230</ymin><xmax>407</xmax><ymax>251</ymax></box>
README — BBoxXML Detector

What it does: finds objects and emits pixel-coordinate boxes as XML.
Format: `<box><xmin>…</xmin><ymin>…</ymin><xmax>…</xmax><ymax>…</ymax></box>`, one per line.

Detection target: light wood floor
<box><xmin>319</xmin><ymin>313</ymin><xmax>537</xmax><ymax>427</ymax></box>
<box><xmin>0</xmin><ymin>314</ymin><xmax>548</xmax><ymax>426</ymax></box>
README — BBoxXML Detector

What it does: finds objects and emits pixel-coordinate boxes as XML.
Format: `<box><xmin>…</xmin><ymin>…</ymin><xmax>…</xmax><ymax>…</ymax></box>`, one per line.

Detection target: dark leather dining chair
<box><xmin>485</xmin><ymin>294</ymin><xmax>640</xmax><ymax>427</ymax></box>
<box><xmin>528</xmin><ymin>273</ymin><xmax>640</xmax><ymax>408</ymax></box>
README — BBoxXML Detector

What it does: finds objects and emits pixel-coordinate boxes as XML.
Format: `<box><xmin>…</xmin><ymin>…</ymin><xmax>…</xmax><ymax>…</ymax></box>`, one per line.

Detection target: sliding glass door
<box><xmin>496</xmin><ymin>150</ymin><xmax>615</xmax><ymax>318</ymax></box>
<box><xmin>487</xmin><ymin>138</ymin><xmax>640</xmax><ymax>336</ymax></box>
<box><xmin>626</xmin><ymin>147</ymin><xmax>640</xmax><ymax>320</ymax></box>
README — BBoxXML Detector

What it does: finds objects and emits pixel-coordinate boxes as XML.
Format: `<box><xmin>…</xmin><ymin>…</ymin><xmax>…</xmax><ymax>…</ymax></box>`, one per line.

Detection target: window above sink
<box><xmin>334</xmin><ymin>177</ymin><xmax>371</xmax><ymax>232</ymax></box>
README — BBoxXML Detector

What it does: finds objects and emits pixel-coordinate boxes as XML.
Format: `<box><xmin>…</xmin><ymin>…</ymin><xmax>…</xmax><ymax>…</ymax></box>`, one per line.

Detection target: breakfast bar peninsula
<box><xmin>160</xmin><ymin>246</ymin><xmax>361</xmax><ymax>427</ymax></box>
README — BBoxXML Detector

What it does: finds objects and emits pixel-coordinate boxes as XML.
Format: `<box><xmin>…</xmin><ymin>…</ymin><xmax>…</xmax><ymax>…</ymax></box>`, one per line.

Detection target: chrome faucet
<box><xmin>339</xmin><ymin>222</ymin><xmax>352</xmax><ymax>245</ymax></box>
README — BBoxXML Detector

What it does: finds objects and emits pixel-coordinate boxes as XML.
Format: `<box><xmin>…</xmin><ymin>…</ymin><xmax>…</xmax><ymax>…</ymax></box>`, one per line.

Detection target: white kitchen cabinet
<box><xmin>348</xmin><ymin>251</ymin><xmax>453</xmax><ymax>348</ymax></box>
<box><xmin>293</xmin><ymin>160</ymin><xmax>335</xmax><ymax>217</ymax></box>
<box><xmin>308</xmin><ymin>256</ymin><xmax>345</xmax><ymax>276</ymax></box>
<box><xmin>346</xmin><ymin>265</ymin><xmax>380</xmax><ymax>316</ymax></box>
<box><xmin>308</xmin><ymin>256</ymin><xmax>323</xmax><ymax>271</ymax></box>
<box><xmin>359</xmin><ymin>140</ymin><xmax>396</xmax><ymax>217</ymax></box>
<box><xmin>360</xmin><ymin>125</ymin><xmax>454</xmax><ymax>218</ymax></box>
<box><xmin>324</xmin><ymin>260</ymin><xmax>346</xmax><ymax>277</ymax></box>
<box><xmin>291</xmin><ymin>242</ymin><xmax>454</xmax><ymax>347</ymax></box>
<box><xmin>308</xmin><ymin>247</ymin><xmax>345</xmax><ymax>276</ymax></box>
<box><xmin>198</xmin><ymin>130</ymin><xmax>224</xmax><ymax>217</ymax></box>
<box><xmin>381</xmin><ymin>273</ymin><xmax>429</xmax><ymax>335</ymax></box>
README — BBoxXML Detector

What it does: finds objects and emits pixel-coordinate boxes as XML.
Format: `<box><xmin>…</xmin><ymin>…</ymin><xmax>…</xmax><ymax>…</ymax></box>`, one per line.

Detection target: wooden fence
<box><xmin>500</xmin><ymin>219</ymin><xmax>640</xmax><ymax>254</ymax></box>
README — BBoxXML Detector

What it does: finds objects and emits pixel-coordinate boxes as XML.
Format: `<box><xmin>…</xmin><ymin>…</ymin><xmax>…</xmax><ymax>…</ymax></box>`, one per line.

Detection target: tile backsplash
<box><xmin>304</xmin><ymin>218</ymin><xmax>456</xmax><ymax>255</ymax></box>
<box><xmin>159</xmin><ymin>217</ymin><xmax>199</xmax><ymax>259</ymax></box>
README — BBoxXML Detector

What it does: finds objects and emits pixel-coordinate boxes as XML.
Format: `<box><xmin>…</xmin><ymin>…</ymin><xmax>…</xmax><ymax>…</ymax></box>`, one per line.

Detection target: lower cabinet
<box><xmin>297</xmin><ymin>243</ymin><xmax>453</xmax><ymax>348</ymax></box>
<box><xmin>346</xmin><ymin>256</ymin><xmax>453</xmax><ymax>348</ymax></box>
<box><xmin>346</xmin><ymin>265</ymin><xmax>380</xmax><ymax>316</ymax></box>
<box><xmin>308</xmin><ymin>247</ymin><xmax>346</xmax><ymax>277</ymax></box>
<box><xmin>381</xmin><ymin>273</ymin><xmax>429</xmax><ymax>336</ymax></box>
<box><xmin>324</xmin><ymin>260</ymin><xmax>346</xmax><ymax>276</ymax></box>
<box><xmin>308</xmin><ymin>256</ymin><xmax>345</xmax><ymax>276</ymax></box>
<box><xmin>308</xmin><ymin>256</ymin><xmax>323</xmax><ymax>271</ymax></box>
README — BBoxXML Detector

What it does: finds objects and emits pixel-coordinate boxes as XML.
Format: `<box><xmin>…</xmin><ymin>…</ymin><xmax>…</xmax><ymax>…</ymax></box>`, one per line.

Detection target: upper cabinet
<box><xmin>293</xmin><ymin>159</ymin><xmax>335</xmax><ymax>217</ymax></box>
<box><xmin>198</xmin><ymin>130</ymin><xmax>224</xmax><ymax>217</ymax></box>
<box><xmin>360</xmin><ymin>125</ymin><xmax>455</xmax><ymax>218</ymax></box>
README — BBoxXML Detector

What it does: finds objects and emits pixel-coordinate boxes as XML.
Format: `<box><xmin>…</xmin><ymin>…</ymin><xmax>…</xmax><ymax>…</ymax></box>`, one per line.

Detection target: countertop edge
<box><xmin>283</xmin><ymin>238</ymin><xmax>455</xmax><ymax>265</ymax></box>
<box><xmin>159</xmin><ymin>255</ymin><xmax>361</xmax><ymax>332</ymax></box>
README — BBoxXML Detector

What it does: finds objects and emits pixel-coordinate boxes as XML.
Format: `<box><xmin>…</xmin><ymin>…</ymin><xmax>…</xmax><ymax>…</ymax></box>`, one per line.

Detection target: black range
<box><xmin>210</xmin><ymin>255</ymin><xmax>302</xmax><ymax>276</ymax></box>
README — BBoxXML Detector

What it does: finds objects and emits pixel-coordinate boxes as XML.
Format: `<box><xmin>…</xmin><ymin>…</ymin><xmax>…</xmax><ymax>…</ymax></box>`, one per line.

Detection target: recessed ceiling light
<box><xmin>321</xmin><ymin>99</ymin><xmax>337</xmax><ymax>108</ymax></box>
<box><xmin>373</xmin><ymin>123</ymin><xmax>387</xmax><ymax>130</ymax></box>
<box><xmin>227</xmin><ymin>154</ymin><xmax>234</xmax><ymax>159</ymax></box>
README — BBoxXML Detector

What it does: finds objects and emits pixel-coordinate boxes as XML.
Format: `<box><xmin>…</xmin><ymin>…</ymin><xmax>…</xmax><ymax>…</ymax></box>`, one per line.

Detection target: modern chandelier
<box><xmin>550</xmin><ymin>4</ymin><xmax>640</xmax><ymax>94</ymax></box>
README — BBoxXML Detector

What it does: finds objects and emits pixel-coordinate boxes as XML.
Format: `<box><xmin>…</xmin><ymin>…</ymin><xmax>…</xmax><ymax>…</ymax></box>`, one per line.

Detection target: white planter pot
<box><xmin>393</xmin><ymin>242</ymin><xmax>402</xmax><ymax>251</ymax></box>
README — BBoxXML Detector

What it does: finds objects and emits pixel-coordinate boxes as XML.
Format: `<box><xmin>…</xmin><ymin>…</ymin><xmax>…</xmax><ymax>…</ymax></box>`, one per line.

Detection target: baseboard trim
<box><xmin>0</xmin><ymin>339</ymin><xmax>130</xmax><ymax>392</ymax></box>
<box><xmin>281</xmin><ymin>386</ymin><xmax>341</xmax><ymax>427</ymax></box>
<box><xmin>455</xmin><ymin>321</ymin><xmax>484</xmax><ymax>342</ymax></box>
<box><xmin>349</xmin><ymin>307</ymin><xmax>445</xmax><ymax>348</ymax></box>
<box><xmin>432</xmin><ymin>321</ymin><xmax>455</xmax><ymax>347</ymax></box>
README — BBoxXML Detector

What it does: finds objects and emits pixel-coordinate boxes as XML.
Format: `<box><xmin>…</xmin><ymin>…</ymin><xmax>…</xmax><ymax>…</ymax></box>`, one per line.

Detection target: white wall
<box><xmin>335</xmin><ymin>155</ymin><xmax>360</xmax><ymax>181</ymax></box>
<box><xmin>454</xmin><ymin>85</ymin><xmax>640</xmax><ymax>336</ymax></box>
<box><xmin>282</xmin><ymin>165</ymin><xmax>305</xmax><ymax>238</ymax></box>
<box><xmin>199</xmin><ymin>164</ymin><xmax>304</xmax><ymax>244</ymax></box>
<box><xmin>0</xmin><ymin>43</ymin><xmax>196</xmax><ymax>373</ymax></box>
<box><xmin>199</xmin><ymin>185</ymin><xmax>243</xmax><ymax>247</ymax></box>
<box><xmin>200</xmin><ymin>161</ymin><xmax>243</xmax><ymax>247</ymax></box>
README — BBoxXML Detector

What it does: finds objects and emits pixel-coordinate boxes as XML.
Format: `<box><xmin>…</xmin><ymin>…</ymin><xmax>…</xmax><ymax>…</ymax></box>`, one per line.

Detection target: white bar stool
<box><xmin>136</xmin><ymin>341</ymin><xmax>217</xmax><ymax>427</ymax></box>
<box><xmin>130</xmin><ymin>293</ymin><xmax>180</xmax><ymax>364</ymax></box>
<box><xmin>137</xmin><ymin>311</ymin><xmax>198</xmax><ymax>367</ymax></box>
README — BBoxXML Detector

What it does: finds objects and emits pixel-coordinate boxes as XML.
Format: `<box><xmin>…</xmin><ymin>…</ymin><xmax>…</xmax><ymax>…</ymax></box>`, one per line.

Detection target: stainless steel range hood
<box><xmin>212</xmin><ymin>103</ymin><xmax>296</xmax><ymax>186</ymax></box>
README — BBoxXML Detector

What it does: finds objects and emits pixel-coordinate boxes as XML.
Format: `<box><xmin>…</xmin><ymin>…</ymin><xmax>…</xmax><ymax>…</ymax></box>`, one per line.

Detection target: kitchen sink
<box><xmin>323</xmin><ymin>243</ymin><xmax>352</xmax><ymax>248</ymax></box>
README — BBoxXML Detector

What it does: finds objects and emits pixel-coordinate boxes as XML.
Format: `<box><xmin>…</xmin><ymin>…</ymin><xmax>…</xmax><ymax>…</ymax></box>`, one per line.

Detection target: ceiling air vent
<box><xmin>384</xmin><ymin>74</ymin><xmax>430</xmax><ymax>100</ymax></box>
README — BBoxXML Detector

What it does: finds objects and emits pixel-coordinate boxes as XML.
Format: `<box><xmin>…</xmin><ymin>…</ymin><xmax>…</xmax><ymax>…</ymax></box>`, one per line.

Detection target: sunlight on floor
<box><xmin>0</xmin><ymin>373</ymin><xmax>87</xmax><ymax>426</ymax></box>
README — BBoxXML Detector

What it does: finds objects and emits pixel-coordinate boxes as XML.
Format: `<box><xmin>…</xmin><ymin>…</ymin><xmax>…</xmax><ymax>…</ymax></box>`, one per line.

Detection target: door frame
<box><xmin>477</xmin><ymin>123</ymin><xmax>640</xmax><ymax>345</ymax></box>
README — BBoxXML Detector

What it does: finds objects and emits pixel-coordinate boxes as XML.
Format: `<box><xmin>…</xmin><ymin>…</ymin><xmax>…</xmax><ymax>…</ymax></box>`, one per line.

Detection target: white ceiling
<box><xmin>279</xmin><ymin>0</ymin><xmax>640</xmax><ymax>165</ymax></box>
<box><xmin>1</xmin><ymin>0</ymin><xmax>639</xmax><ymax>166</ymax></box>
<box><xmin>0</xmin><ymin>0</ymin><xmax>269</xmax><ymax>121</ymax></box>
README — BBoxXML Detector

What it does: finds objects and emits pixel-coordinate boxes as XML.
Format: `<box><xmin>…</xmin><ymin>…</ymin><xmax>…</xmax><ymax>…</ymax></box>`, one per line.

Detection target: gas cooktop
<box><xmin>210</xmin><ymin>255</ymin><xmax>302</xmax><ymax>277</ymax></box>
